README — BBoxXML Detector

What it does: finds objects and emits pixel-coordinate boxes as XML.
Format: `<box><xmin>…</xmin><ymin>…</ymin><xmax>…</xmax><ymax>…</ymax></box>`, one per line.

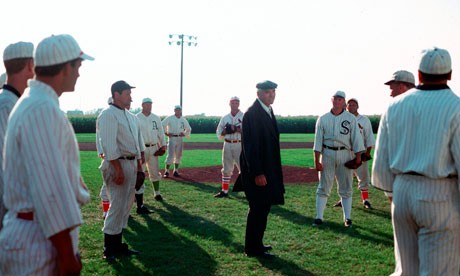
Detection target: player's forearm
<box><xmin>49</xmin><ymin>228</ymin><xmax>82</xmax><ymax>275</ymax></box>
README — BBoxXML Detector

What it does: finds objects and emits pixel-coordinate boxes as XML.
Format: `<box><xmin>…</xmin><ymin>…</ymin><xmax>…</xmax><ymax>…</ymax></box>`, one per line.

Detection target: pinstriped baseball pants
<box><xmin>391</xmin><ymin>175</ymin><xmax>460</xmax><ymax>276</ymax></box>
<box><xmin>317</xmin><ymin>148</ymin><xmax>354</xmax><ymax>198</ymax></box>
<box><xmin>101</xmin><ymin>159</ymin><xmax>137</xmax><ymax>235</ymax></box>
<box><xmin>137</xmin><ymin>146</ymin><xmax>161</xmax><ymax>194</ymax></box>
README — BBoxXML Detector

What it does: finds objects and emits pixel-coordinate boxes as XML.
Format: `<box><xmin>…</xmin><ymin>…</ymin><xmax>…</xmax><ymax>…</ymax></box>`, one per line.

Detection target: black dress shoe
<box><xmin>118</xmin><ymin>243</ymin><xmax>140</xmax><ymax>256</ymax></box>
<box><xmin>103</xmin><ymin>250</ymin><xmax>117</xmax><ymax>262</ymax></box>
<box><xmin>245</xmin><ymin>251</ymin><xmax>275</xmax><ymax>259</ymax></box>
<box><xmin>137</xmin><ymin>206</ymin><xmax>153</xmax><ymax>214</ymax></box>
<box><xmin>263</xmin><ymin>245</ymin><xmax>273</xmax><ymax>251</ymax></box>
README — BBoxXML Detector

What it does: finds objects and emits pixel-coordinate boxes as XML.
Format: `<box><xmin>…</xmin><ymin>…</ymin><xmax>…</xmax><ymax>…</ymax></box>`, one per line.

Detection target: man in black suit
<box><xmin>240</xmin><ymin>80</ymin><xmax>285</xmax><ymax>259</ymax></box>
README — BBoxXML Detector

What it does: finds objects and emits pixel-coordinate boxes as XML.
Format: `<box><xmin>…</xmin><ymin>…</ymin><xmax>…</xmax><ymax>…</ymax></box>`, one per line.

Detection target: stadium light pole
<box><xmin>168</xmin><ymin>34</ymin><xmax>197</xmax><ymax>111</ymax></box>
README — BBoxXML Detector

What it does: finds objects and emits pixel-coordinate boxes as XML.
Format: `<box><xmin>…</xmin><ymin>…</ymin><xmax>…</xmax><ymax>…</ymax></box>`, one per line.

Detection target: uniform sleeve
<box><xmin>23</xmin><ymin>108</ymin><xmax>82</xmax><ymax>238</ymax></box>
<box><xmin>98</xmin><ymin>111</ymin><xmax>120</xmax><ymax>161</ymax></box>
<box><xmin>95</xmin><ymin>129</ymin><xmax>102</xmax><ymax>154</ymax></box>
<box><xmin>449</xmin><ymin>112</ymin><xmax>460</xmax><ymax>193</ymax></box>
<box><xmin>157</xmin><ymin>117</ymin><xmax>166</xmax><ymax>146</ymax></box>
<box><xmin>313</xmin><ymin>117</ymin><xmax>323</xmax><ymax>152</ymax></box>
<box><xmin>363</xmin><ymin>117</ymin><xmax>376</xmax><ymax>148</ymax></box>
<box><xmin>372</xmin><ymin>112</ymin><xmax>394</xmax><ymax>192</ymax></box>
<box><xmin>184</xmin><ymin>118</ymin><xmax>192</xmax><ymax>137</ymax></box>
<box><xmin>351</xmin><ymin>117</ymin><xmax>365</xmax><ymax>153</ymax></box>
<box><xmin>161</xmin><ymin>117</ymin><xmax>169</xmax><ymax>134</ymax></box>
<box><xmin>216</xmin><ymin>116</ymin><xmax>225</xmax><ymax>139</ymax></box>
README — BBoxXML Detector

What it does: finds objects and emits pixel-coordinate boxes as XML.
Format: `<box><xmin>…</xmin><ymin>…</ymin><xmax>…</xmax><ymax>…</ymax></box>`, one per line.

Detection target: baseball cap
<box><xmin>347</xmin><ymin>98</ymin><xmax>358</xmax><ymax>105</ymax></box>
<box><xmin>142</xmin><ymin>97</ymin><xmax>153</xmax><ymax>104</ymax></box>
<box><xmin>3</xmin><ymin>41</ymin><xmax>34</xmax><ymax>61</ymax></box>
<box><xmin>174</xmin><ymin>105</ymin><xmax>182</xmax><ymax>110</ymax></box>
<box><xmin>419</xmin><ymin>47</ymin><xmax>452</xmax><ymax>75</ymax></box>
<box><xmin>256</xmin><ymin>80</ymin><xmax>278</xmax><ymax>90</ymax></box>
<box><xmin>333</xmin><ymin>91</ymin><xmax>346</xmax><ymax>99</ymax></box>
<box><xmin>0</xmin><ymin>73</ymin><xmax>6</xmax><ymax>85</ymax></box>
<box><xmin>111</xmin><ymin>80</ymin><xmax>135</xmax><ymax>93</ymax></box>
<box><xmin>35</xmin><ymin>34</ymin><xmax>94</xmax><ymax>66</ymax></box>
<box><xmin>107</xmin><ymin>97</ymin><xmax>113</xmax><ymax>105</ymax></box>
<box><xmin>230</xmin><ymin>96</ymin><xmax>240</xmax><ymax>101</ymax></box>
<box><xmin>384</xmin><ymin>70</ymin><xmax>415</xmax><ymax>85</ymax></box>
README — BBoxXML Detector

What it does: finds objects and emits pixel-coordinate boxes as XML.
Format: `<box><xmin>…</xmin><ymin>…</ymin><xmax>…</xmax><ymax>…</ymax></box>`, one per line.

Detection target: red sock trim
<box><xmin>102</xmin><ymin>200</ymin><xmax>110</xmax><ymax>212</ymax></box>
<box><xmin>361</xmin><ymin>190</ymin><xmax>369</xmax><ymax>201</ymax></box>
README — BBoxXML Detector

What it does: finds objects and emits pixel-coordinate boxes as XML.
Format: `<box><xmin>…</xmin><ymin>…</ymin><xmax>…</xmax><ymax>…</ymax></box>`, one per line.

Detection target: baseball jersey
<box><xmin>372</xmin><ymin>86</ymin><xmax>460</xmax><ymax>192</ymax></box>
<box><xmin>136</xmin><ymin>112</ymin><xmax>166</xmax><ymax>146</ymax></box>
<box><xmin>162</xmin><ymin>115</ymin><xmax>192</xmax><ymax>137</ymax></box>
<box><xmin>97</xmin><ymin>105</ymin><xmax>143</xmax><ymax>161</ymax></box>
<box><xmin>0</xmin><ymin>85</ymin><xmax>21</xmax><ymax>227</ymax></box>
<box><xmin>313</xmin><ymin>110</ymin><xmax>365</xmax><ymax>153</ymax></box>
<box><xmin>216</xmin><ymin>111</ymin><xmax>244</xmax><ymax>140</ymax></box>
<box><xmin>1</xmin><ymin>80</ymin><xmax>88</xmax><ymax>252</ymax></box>
<box><xmin>356</xmin><ymin>114</ymin><xmax>375</xmax><ymax>149</ymax></box>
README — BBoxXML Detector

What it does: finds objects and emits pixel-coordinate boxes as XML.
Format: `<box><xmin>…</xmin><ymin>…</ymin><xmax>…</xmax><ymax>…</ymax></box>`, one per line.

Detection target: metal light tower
<box><xmin>168</xmin><ymin>34</ymin><xmax>197</xmax><ymax>111</ymax></box>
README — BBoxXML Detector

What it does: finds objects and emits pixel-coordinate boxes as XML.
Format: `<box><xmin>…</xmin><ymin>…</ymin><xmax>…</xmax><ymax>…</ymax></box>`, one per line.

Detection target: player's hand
<box><xmin>180</xmin><ymin>132</ymin><xmax>185</xmax><ymax>137</ymax></box>
<box><xmin>315</xmin><ymin>162</ymin><xmax>323</xmax><ymax>172</ymax></box>
<box><xmin>255</xmin><ymin>175</ymin><xmax>267</xmax><ymax>187</ymax></box>
<box><xmin>113</xmin><ymin>167</ymin><xmax>125</xmax><ymax>185</ymax></box>
<box><xmin>98</xmin><ymin>153</ymin><xmax>104</xmax><ymax>159</ymax></box>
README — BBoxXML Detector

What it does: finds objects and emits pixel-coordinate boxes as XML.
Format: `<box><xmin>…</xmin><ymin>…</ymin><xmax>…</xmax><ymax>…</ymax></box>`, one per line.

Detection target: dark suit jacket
<box><xmin>240</xmin><ymin>99</ymin><xmax>285</xmax><ymax>205</ymax></box>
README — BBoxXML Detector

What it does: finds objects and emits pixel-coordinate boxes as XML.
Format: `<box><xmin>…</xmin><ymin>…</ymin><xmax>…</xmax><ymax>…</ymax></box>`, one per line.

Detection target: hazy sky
<box><xmin>1</xmin><ymin>0</ymin><xmax>460</xmax><ymax>116</ymax></box>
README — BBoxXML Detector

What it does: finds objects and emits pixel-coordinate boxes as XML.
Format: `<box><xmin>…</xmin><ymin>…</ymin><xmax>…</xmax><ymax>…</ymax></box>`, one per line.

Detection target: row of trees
<box><xmin>69</xmin><ymin>115</ymin><xmax>381</xmax><ymax>134</ymax></box>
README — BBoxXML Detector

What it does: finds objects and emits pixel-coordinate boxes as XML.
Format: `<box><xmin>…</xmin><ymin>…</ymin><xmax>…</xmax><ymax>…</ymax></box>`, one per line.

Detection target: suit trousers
<box><xmin>245</xmin><ymin>200</ymin><xmax>271</xmax><ymax>254</ymax></box>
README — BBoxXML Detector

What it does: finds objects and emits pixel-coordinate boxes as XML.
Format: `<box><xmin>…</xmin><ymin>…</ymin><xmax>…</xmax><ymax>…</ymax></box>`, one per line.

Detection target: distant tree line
<box><xmin>68</xmin><ymin>114</ymin><xmax>381</xmax><ymax>134</ymax></box>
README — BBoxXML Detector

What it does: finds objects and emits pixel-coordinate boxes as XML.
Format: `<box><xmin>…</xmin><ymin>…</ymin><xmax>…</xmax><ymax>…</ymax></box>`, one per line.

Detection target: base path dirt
<box><xmin>80</xmin><ymin>142</ymin><xmax>318</xmax><ymax>184</ymax></box>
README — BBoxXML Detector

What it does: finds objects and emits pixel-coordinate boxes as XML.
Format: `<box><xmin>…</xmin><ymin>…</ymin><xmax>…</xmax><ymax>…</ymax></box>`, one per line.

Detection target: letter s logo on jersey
<box><xmin>340</xmin><ymin>120</ymin><xmax>350</xmax><ymax>135</ymax></box>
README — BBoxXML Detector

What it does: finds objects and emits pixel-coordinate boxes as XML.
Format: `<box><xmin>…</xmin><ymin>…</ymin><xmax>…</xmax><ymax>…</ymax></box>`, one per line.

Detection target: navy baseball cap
<box><xmin>256</xmin><ymin>80</ymin><xmax>278</xmax><ymax>90</ymax></box>
<box><xmin>111</xmin><ymin>80</ymin><xmax>135</xmax><ymax>93</ymax></box>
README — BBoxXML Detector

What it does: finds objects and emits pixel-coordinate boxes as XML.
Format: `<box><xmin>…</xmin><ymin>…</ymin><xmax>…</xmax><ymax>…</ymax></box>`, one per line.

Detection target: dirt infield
<box><xmin>80</xmin><ymin>142</ymin><xmax>318</xmax><ymax>184</ymax></box>
<box><xmin>78</xmin><ymin>142</ymin><xmax>314</xmax><ymax>151</ymax></box>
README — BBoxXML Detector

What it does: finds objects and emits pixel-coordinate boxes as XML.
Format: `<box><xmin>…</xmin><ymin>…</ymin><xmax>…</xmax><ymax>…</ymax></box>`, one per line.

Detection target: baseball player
<box><xmin>97</xmin><ymin>96</ymin><xmax>113</xmax><ymax>219</ymax></box>
<box><xmin>97</xmin><ymin>80</ymin><xmax>143</xmax><ymax>261</ymax></box>
<box><xmin>384</xmin><ymin>70</ymin><xmax>416</xmax><ymax>98</ymax></box>
<box><xmin>372</xmin><ymin>47</ymin><xmax>460</xmax><ymax>275</ymax></box>
<box><xmin>312</xmin><ymin>91</ymin><xmax>364</xmax><ymax>228</ymax></box>
<box><xmin>162</xmin><ymin>105</ymin><xmax>192</xmax><ymax>177</ymax></box>
<box><xmin>0</xmin><ymin>41</ymin><xmax>34</xmax><ymax>230</ymax></box>
<box><xmin>0</xmin><ymin>34</ymin><xmax>92</xmax><ymax>275</ymax></box>
<box><xmin>333</xmin><ymin>98</ymin><xmax>375</xmax><ymax>209</ymax></box>
<box><xmin>137</xmin><ymin>97</ymin><xmax>166</xmax><ymax>201</ymax></box>
<box><xmin>382</xmin><ymin>70</ymin><xmax>416</xmax><ymax>203</ymax></box>
<box><xmin>214</xmin><ymin>96</ymin><xmax>244</xmax><ymax>198</ymax></box>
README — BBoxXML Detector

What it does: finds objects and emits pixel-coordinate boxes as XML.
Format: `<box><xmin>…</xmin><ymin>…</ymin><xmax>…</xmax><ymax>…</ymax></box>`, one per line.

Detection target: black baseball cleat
<box><xmin>136</xmin><ymin>206</ymin><xmax>153</xmax><ymax>214</ymax></box>
<box><xmin>214</xmin><ymin>191</ymin><xmax>229</xmax><ymax>198</ymax></box>
<box><xmin>154</xmin><ymin>194</ymin><xmax>163</xmax><ymax>201</ymax></box>
<box><xmin>333</xmin><ymin>200</ymin><xmax>342</xmax><ymax>207</ymax></box>
<box><xmin>263</xmin><ymin>245</ymin><xmax>273</xmax><ymax>252</ymax></box>
<box><xmin>344</xmin><ymin>219</ymin><xmax>352</xmax><ymax>228</ymax></box>
<box><xmin>245</xmin><ymin>251</ymin><xmax>276</xmax><ymax>259</ymax></box>
<box><xmin>173</xmin><ymin>171</ymin><xmax>180</xmax><ymax>177</ymax></box>
<box><xmin>312</xmin><ymin>218</ymin><xmax>323</xmax><ymax>226</ymax></box>
<box><xmin>363</xmin><ymin>200</ymin><xmax>372</xmax><ymax>209</ymax></box>
<box><xmin>163</xmin><ymin>171</ymin><xmax>169</xmax><ymax>178</ymax></box>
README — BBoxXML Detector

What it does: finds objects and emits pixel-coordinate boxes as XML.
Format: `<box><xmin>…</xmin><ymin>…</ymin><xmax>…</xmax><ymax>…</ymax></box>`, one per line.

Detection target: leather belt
<box><xmin>225</xmin><ymin>139</ymin><xmax>241</xmax><ymax>143</ymax></box>
<box><xmin>145</xmin><ymin>143</ymin><xmax>155</xmax><ymax>147</ymax></box>
<box><xmin>323</xmin><ymin>144</ymin><xmax>346</xmax><ymax>151</ymax></box>
<box><xmin>404</xmin><ymin>171</ymin><xmax>457</xmax><ymax>179</ymax></box>
<box><xmin>170</xmin><ymin>135</ymin><xmax>180</xmax><ymax>137</ymax></box>
<box><xmin>17</xmin><ymin>212</ymin><xmax>34</xmax><ymax>220</ymax></box>
<box><xmin>118</xmin><ymin>156</ymin><xmax>136</xmax><ymax>160</ymax></box>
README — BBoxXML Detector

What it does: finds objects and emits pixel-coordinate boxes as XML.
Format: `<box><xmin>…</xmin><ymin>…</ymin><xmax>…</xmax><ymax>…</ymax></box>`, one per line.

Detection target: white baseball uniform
<box><xmin>0</xmin><ymin>80</ymin><xmax>89</xmax><ymax>274</ymax></box>
<box><xmin>372</xmin><ymin>85</ymin><xmax>460</xmax><ymax>275</ymax></box>
<box><xmin>216</xmin><ymin>111</ymin><xmax>244</xmax><ymax>176</ymax></box>
<box><xmin>354</xmin><ymin>114</ymin><xmax>375</xmax><ymax>190</ymax></box>
<box><xmin>313</xmin><ymin>110</ymin><xmax>365</xmax><ymax>221</ymax></box>
<box><xmin>0</xmin><ymin>85</ymin><xmax>22</xmax><ymax>230</ymax></box>
<box><xmin>97</xmin><ymin>104</ymin><xmax>143</xmax><ymax>235</ymax></box>
<box><xmin>162</xmin><ymin>115</ymin><xmax>191</xmax><ymax>165</ymax></box>
<box><xmin>136</xmin><ymin>112</ymin><xmax>165</xmax><ymax>191</ymax></box>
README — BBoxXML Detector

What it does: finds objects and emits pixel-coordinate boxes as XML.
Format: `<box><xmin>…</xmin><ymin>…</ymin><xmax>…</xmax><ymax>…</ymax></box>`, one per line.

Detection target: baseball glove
<box><xmin>361</xmin><ymin>153</ymin><xmax>372</xmax><ymax>162</ymax></box>
<box><xmin>154</xmin><ymin>146</ymin><xmax>166</xmax><ymax>156</ymax></box>
<box><xmin>224</xmin><ymin>123</ymin><xmax>236</xmax><ymax>134</ymax></box>
<box><xmin>135</xmin><ymin>171</ymin><xmax>145</xmax><ymax>191</ymax></box>
<box><xmin>344</xmin><ymin>158</ymin><xmax>362</xmax><ymax>170</ymax></box>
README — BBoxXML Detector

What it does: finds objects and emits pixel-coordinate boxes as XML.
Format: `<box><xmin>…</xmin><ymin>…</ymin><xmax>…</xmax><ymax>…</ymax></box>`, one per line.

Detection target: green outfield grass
<box><xmin>76</xmin><ymin>133</ymin><xmax>315</xmax><ymax>143</ymax></box>
<box><xmin>79</xmin><ymin>148</ymin><xmax>393</xmax><ymax>275</ymax></box>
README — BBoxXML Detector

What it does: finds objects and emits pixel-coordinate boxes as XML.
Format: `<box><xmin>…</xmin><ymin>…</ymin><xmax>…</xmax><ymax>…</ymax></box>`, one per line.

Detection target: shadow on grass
<box><xmin>271</xmin><ymin>205</ymin><xmax>309</xmax><ymax>226</ymax></box>
<box><xmin>118</xmin><ymin>215</ymin><xmax>218</xmax><ymax>275</ymax></box>
<box><xmin>256</xmin><ymin>256</ymin><xmax>314</xmax><ymax>276</ymax></box>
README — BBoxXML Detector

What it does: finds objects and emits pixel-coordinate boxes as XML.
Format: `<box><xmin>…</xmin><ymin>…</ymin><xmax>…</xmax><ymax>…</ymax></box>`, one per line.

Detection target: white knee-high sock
<box><xmin>341</xmin><ymin>197</ymin><xmax>352</xmax><ymax>220</ymax></box>
<box><xmin>315</xmin><ymin>196</ymin><xmax>328</xmax><ymax>220</ymax></box>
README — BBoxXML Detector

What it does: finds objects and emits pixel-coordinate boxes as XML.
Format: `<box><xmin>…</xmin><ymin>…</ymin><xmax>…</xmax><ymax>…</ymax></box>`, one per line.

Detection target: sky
<box><xmin>1</xmin><ymin>0</ymin><xmax>460</xmax><ymax>117</ymax></box>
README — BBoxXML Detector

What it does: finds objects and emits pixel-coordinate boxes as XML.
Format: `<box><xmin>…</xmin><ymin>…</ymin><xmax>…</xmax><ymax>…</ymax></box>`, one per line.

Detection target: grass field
<box><xmin>78</xmin><ymin>134</ymin><xmax>393</xmax><ymax>275</ymax></box>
